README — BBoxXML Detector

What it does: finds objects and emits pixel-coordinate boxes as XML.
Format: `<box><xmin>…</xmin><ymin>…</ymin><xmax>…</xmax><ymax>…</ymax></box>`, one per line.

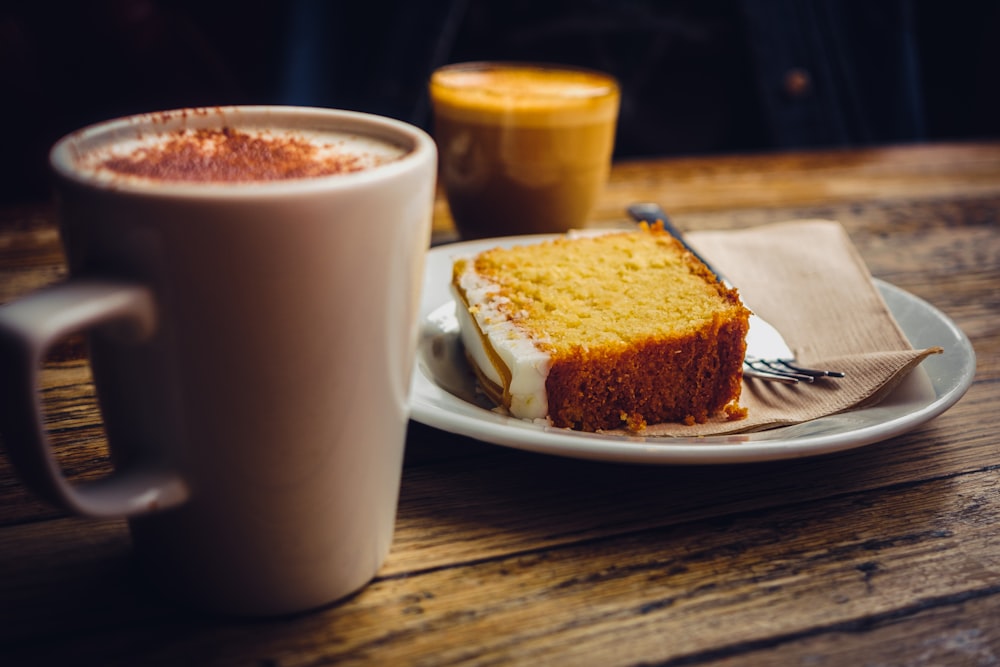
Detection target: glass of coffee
<box><xmin>430</xmin><ymin>62</ymin><xmax>620</xmax><ymax>239</ymax></box>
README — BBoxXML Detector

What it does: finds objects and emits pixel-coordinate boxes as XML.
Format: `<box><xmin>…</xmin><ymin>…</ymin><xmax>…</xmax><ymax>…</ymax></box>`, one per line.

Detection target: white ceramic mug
<box><xmin>0</xmin><ymin>106</ymin><xmax>436</xmax><ymax>615</ymax></box>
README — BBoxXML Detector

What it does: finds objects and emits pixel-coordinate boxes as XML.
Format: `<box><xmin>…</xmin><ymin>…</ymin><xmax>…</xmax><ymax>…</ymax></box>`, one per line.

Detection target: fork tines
<box><xmin>744</xmin><ymin>359</ymin><xmax>846</xmax><ymax>384</ymax></box>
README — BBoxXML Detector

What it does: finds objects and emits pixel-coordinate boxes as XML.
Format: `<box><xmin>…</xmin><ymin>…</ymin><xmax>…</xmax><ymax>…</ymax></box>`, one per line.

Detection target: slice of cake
<box><xmin>451</xmin><ymin>223</ymin><xmax>751</xmax><ymax>432</ymax></box>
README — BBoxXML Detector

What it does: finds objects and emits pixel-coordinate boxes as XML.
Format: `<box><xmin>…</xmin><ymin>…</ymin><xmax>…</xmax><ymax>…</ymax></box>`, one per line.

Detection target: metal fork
<box><xmin>627</xmin><ymin>203</ymin><xmax>845</xmax><ymax>384</ymax></box>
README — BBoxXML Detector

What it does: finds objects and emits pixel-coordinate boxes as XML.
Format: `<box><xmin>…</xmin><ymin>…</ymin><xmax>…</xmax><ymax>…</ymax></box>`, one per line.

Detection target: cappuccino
<box><xmin>23</xmin><ymin>106</ymin><xmax>438</xmax><ymax>615</ymax></box>
<box><xmin>65</xmin><ymin>110</ymin><xmax>409</xmax><ymax>187</ymax></box>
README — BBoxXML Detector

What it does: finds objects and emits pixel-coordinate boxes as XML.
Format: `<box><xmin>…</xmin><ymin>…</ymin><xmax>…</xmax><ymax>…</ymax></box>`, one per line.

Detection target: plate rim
<box><xmin>408</xmin><ymin>235</ymin><xmax>976</xmax><ymax>464</ymax></box>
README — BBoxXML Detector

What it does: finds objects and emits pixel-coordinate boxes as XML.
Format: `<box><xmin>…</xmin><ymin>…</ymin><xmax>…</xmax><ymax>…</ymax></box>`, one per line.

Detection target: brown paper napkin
<box><xmin>632</xmin><ymin>220</ymin><xmax>942</xmax><ymax>437</ymax></box>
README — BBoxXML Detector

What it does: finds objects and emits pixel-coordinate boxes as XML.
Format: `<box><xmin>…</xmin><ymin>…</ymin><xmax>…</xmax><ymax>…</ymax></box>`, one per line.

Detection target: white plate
<box><xmin>409</xmin><ymin>236</ymin><xmax>976</xmax><ymax>464</ymax></box>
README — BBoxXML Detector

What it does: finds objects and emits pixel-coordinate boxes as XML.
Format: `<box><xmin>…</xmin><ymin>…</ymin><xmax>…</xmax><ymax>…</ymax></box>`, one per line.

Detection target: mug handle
<box><xmin>0</xmin><ymin>279</ymin><xmax>190</xmax><ymax>518</ymax></box>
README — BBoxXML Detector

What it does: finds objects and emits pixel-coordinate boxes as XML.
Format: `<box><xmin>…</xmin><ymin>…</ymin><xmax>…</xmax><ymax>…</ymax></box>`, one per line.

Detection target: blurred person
<box><xmin>2</xmin><ymin>0</ymin><xmax>997</xmax><ymax>205</ymax></box>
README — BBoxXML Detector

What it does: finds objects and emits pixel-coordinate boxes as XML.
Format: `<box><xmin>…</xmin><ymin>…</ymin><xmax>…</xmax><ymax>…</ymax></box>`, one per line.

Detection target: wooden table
<box><xmin>2</xmin><ymin>142</ymin><xmax>999</xmax><ymax>665</ymax></box>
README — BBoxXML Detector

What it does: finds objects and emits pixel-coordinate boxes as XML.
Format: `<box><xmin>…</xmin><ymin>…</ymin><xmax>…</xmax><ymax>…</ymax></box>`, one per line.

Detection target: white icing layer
<box><xmin>453</xmin><ymin>258</ymin><xmax>551</xmax><ymax>420</ymax></box>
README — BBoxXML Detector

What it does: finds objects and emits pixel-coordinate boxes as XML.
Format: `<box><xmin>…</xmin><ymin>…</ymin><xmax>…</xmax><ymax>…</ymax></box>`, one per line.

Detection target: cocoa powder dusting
<box><xmin>98</xmin><ymin>127</ymin><xmax>381</xmax><ymax>183</ymax></box>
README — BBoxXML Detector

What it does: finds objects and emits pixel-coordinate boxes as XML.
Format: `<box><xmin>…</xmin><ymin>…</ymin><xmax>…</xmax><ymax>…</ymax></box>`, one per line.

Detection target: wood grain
<box><xmin>1</xmin><ymin>142</ymin><xmax>999</xmax><ymax>666</ymax></box>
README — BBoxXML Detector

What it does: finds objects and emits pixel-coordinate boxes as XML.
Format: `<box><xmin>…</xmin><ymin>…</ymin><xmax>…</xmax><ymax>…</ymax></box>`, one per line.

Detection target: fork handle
<box><xmin>626</xmin><ymin>203</ymin><xmax>729</xmax><ymax>285</ymax></box>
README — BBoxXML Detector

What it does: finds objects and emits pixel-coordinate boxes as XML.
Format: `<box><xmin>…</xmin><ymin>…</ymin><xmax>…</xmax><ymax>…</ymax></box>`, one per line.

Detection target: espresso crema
<box><xmin>77</xmin><ymin>126</ymin><xmax>407</xmax><ymax>184</ymax></box>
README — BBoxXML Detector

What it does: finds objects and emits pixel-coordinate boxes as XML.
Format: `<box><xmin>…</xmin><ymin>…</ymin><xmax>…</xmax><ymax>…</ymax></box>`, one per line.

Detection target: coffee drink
<box><xmin>71</xmin><ymin>114</ymin><xmax>408</xmax><ymax>186</ymax></box>
<box><xmin>2</xmin><ymin>106</ymin><xmax>437</xmax><ymax>615</ymax></box>
<box><xmin>430</xmin><ymin>63</ymin><xmax>619</xmax><ymax>239</ymax></box>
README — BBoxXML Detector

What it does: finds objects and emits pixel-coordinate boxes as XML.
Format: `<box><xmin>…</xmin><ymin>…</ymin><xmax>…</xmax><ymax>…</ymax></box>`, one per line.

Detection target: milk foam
<box><xmin>74</xmin><ymin>127</ymin><xmax>408</xmax><ymax>185</ymax></box>
<box><xmin>431</xmin><ymin>64</ymin><xmax>619</xmax><ymax>124</ymax></box>
<box><xmin>437</xmin><ymin>68</ymin><xmax>615</xmax><ymax>99</ymax></box>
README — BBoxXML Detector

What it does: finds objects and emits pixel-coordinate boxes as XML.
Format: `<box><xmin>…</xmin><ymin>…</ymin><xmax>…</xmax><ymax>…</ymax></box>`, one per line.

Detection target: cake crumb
<box><xmin>725</xmin><ymin>402</ymin><xmax>749</xmax><ymax>421</ymax></box>
<box><xmin>620</xmin><ymin>411</ymin><xmax>648</xmax><ymax>433</ymax></box>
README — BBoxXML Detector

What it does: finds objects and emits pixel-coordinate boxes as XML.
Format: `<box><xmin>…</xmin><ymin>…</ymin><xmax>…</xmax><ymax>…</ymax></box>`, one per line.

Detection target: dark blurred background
<box><xmin>2</xmin><ymin>0</ymin><xmax>998</xmax><ymax>204</ymax></box>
